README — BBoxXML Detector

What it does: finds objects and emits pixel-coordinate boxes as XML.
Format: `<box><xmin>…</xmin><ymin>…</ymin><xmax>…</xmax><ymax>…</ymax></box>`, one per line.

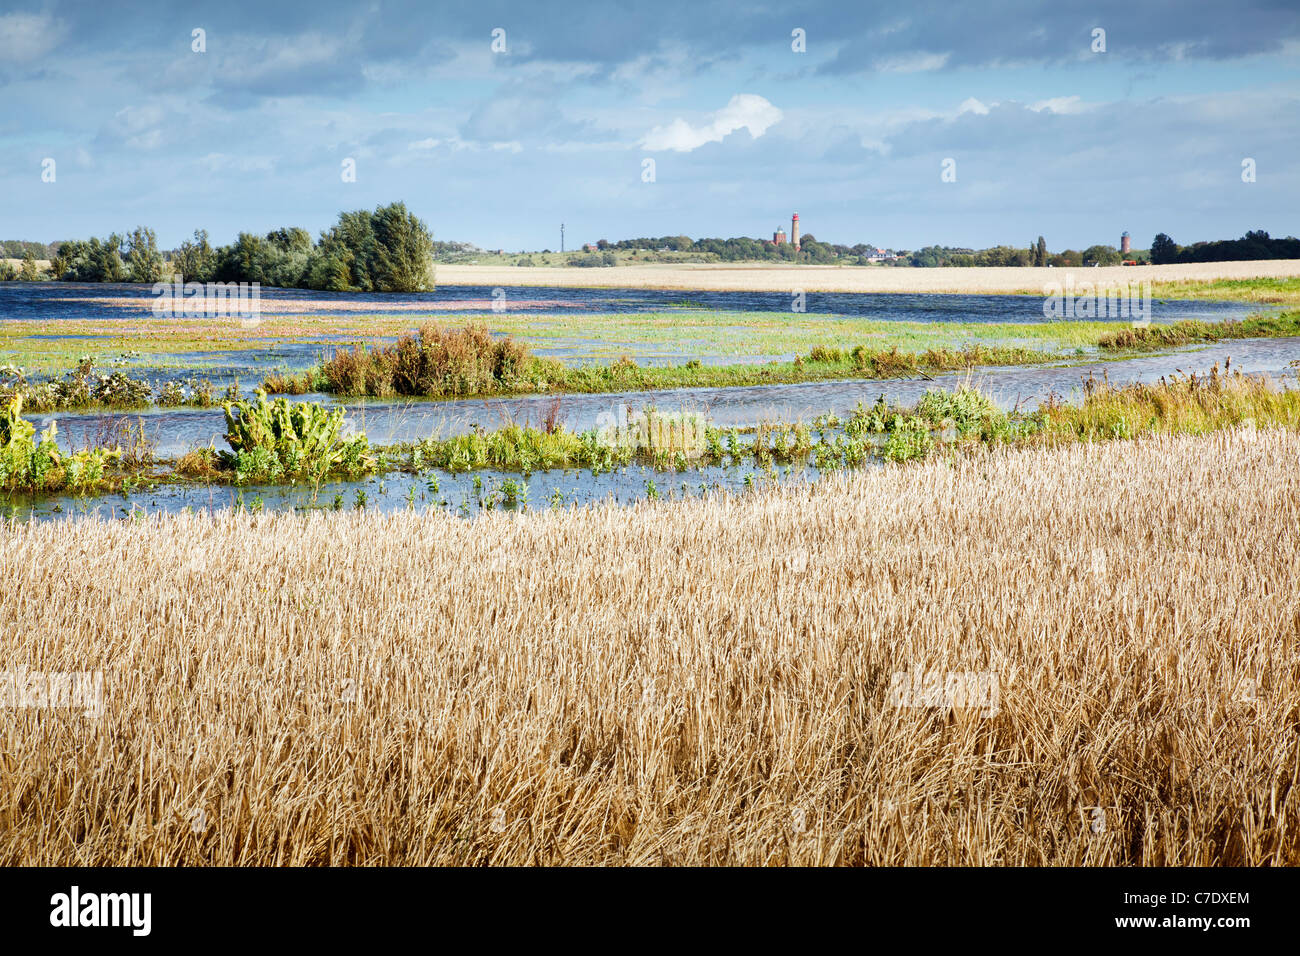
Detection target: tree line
<box><xmin>905</xmin><ymin>240</ymin><xmax>1137</xmax><ymax>268</ymax></box>
<box><xmin>594</xmin><ymin>235</ymin><xmax>885</xmax><ymax>264</ymax></box>
<box><xmin>1149</xmin><ymin>230</ymin><xmax>1300</xmax><ymax>265</ymax></box>
<box><xmin>2</xmin><ymin>202</ymin><xmax>435</xmax><ymax>292</ymax></box>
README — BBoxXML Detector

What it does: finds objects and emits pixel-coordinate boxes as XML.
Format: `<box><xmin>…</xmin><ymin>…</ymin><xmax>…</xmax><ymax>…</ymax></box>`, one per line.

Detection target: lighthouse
<box><xmin>791</xmin><ymin>213</ymin><xmax>800</xmax><ymax>251</ymax></box>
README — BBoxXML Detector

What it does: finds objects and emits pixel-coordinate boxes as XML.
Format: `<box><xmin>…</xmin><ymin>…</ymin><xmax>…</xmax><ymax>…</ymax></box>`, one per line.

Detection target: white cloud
<box><xmin>641</xmin><ymin>94</ymin><xmax>783</xmax><ymax>152</ymax></box>
<box><xmin>1030</xmin><ymin>96</ymin><xmax>1085</xmax><ymax>114</ymax></box>
<box><xmin>875</xmin><ymin>51</ymin><xmax>951</xmax><ymax>73</ymax></box>
<box><xmin>408</xmin><ymin>136</ymin><xmax>521</xmax><ymax>153</ymax></box>
<box><xmin>959</xmin><ymin>97</ymin><xmax>990</xmax><ymax>115</ymax></box>
<box><xmin>0</xmin><ymin>12</ymin><xmax>64</xmax><ymax>63</ymax></box>
<box><xmin>109</xmin><ymin>105</ymin><xmax>169</xmax><ymax>149</ymax></box>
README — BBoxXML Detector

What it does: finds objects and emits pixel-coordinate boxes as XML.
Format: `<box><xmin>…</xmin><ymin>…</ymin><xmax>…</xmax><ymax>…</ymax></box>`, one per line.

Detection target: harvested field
<box><xmin>1</xmin><ymin>428</ymin><xmax>1298</xmax><ymax>865</ymax></box>
<box><xmin>439</xmin><ymin>259</ymin><xmax>1300</xmax><ymax>293</ymax></box>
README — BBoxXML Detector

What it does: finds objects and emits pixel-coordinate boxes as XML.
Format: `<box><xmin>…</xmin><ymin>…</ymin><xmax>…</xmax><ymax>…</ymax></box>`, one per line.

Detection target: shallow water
<box><xmin>4</xmin><ymin>283</ymin><xmax>1295</xmax><ymax>522</ymax></box>
<box><xmin>6</xmin><ymin>460</ymin><xmax>826</xmax><ymax>524</ymax></box>
<box><xmin>2</xmin><ymin>282</ymin><xmax>1270</xmax><ymax>387</ymax></box>
<box><xmin>27</xmin><ymin>335</ymin><xmax>1300</xmax><ymax>458</ymax></box>
<box><xmin>0</xmin><ymin>281</ymin><xmax>1258</xmax><ymax>323</ymax></box>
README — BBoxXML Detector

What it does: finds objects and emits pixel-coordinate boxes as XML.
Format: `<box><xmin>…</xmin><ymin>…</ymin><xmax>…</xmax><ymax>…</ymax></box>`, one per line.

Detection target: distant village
<box><xmin>419</xmin><ymin>221</ymin><xmax>1297</xmax><ymax>269</ymax></box>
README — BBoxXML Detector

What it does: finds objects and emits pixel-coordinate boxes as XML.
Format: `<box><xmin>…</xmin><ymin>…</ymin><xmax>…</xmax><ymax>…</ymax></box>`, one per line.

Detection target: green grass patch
<box><xmin>1008</xmin><ymin>276</ymin><xmax>1300</xmax><ymax>306</ymax></box>
<box><xmin>1097</xmin><ymin>310</ymin><xmax>1300</xmax><ymax>350</ymax></box>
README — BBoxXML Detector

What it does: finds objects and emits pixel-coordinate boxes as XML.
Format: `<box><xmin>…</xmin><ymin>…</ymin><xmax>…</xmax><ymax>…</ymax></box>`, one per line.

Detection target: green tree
<box><xmin>126</xmin><ymin>226</ymin><xmax>163</xmax><ymax>283</ymax></box>
<box><xmin>97</xmin><ymin>235</ymin><xmax>126</xmax><ymax>282</ymax></box>
<box><xmin>172</xmin><ymin>229</ymin><xmax>215</xmax><ymax>282</ymax></box>
<box><xmin>370</xmin><ymin>202</ymin><xmax>435</xmax><ymax>292</ymax></box>
<box><xmin>214</xmin><ymin>233</ymin><xmax>270</xmax><ymax>284</ymax></box>
<box><xmin>1082</xmin><ymin>244</ymin><xmax>1121</xmax><ymax>266</ymax></box>
<box><xmin>1151</xmin><ymin>233</ymin><xmax>1178</xmax><ymax>265</ymax></box>
<box><xmin>48</xmin><ymin>243</ymin><xmax>70</xmax><ymax>280</ymax></box>
<box><xmin>19</xmin><ymin>250</ymin><xmax>41</xmax><ymax>281</ymax></box>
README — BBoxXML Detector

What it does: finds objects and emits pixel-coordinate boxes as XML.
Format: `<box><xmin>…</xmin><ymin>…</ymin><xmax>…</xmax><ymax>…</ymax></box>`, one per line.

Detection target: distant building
<box><xmin>1121</xmin><ymin>231</ymin><xmax>1131</xmax><ymax>255</ymax></box>
<box><xmin>773</xmin><ymin>226</ymin><xmax>787</xmax><ymax>245</ymax></box>
<box><xmin>791</xmin><ymin>213</ymin><xmax>801</xmax><ymax>250</ymax></box>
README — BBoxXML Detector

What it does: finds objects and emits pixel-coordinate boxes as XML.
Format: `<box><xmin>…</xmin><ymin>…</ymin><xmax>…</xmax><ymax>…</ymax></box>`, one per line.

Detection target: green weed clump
<box><xmin>155</xmin><ymin>377</ymin><xmax>228</xmax><ymax>408</ymax></box>
<box><xmin>2</xmin><ymin>359</ymin><xmax>152</xmax><ymax>412</ymax></box>
<box><xmin>749</xmin><ymin>421</ymin><xmax>814</xmax><ymax>465</ymax></box>
<box><xmin>261</xmin><ymin>371</ymin><xmax>317</xmax><ymax>395</ymax></box>
<box><xmin>0</xmin><ymin>396</ymin><xmax>118</xmax><ymax>495</ymax></box>
<box><xmin>1</xmin><ymin>359</ymin><xmax>233</xmax><ymax>413</ymax></box>
<box><xmin>321</xmin><ymin>322</ymin><xmax>541</xmax><ymax>398</ymax></box>
<box><xmin>915</xmin><ymin>386</ymin><xmax>1002</xmax><ymax>436</ymax></box>
<box><xmin>881</xmin><ymin>416</ymin><xmax>934</xmax><ymax>463</ymax></box>
<box><xmin>412</xmin><ymin>424</ymin><xmax>588</xmax><ymax>474</ymax></box>
<box><xmin>0</xmin><ymin>396</ymin><xmax>61</xmax><ymax>493</ymax></box>
<box><xmin>808</xmin><ymin>345</ymin><xmax>844</xmax><ymax>363</ymax></box>
<box><xmin>220</xmin><ymin>391</ymin><xmax>375</xmax><ymax>485</ymax></box>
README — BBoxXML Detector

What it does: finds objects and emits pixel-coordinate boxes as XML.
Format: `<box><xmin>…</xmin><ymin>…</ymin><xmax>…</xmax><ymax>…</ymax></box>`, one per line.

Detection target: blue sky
<box><xmin>1</xmin><ymin>0</ymin><xmax>1297</xmax><ymax>251</ymax></box>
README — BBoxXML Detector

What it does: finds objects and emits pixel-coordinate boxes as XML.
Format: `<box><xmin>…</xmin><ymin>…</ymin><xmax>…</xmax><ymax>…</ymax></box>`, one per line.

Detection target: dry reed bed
<box><xmin>1</xmin><ymin>429</ymin><xmax>1298</xmax><ymax>865</ymax></box>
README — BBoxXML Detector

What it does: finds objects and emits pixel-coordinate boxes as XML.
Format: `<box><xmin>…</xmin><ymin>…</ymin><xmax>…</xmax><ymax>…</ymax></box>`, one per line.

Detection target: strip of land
<box><xmin>437</xmin><ymin>260</ymin><xmax>1300</xmax><ymax>295</ymax></box>
<box><xmin>6</xmin><ymin>308</ymin><xmax>1297</xmax><ymax>382</ymax></box>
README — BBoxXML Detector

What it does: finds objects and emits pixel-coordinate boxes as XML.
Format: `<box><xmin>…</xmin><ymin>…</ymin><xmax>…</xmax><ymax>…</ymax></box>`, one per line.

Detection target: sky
<box><xmin>1</xmin><ymin>0</ymin><xmax>1297</xmax><ymax>252</ymax></box>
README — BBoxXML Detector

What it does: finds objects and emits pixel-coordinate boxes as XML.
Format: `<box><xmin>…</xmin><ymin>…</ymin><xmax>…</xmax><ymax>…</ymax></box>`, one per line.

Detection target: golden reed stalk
<box><xmin>1</xmin><ymin>426</ymin><xmax>1296</xmax><ymax>865</ymax></box>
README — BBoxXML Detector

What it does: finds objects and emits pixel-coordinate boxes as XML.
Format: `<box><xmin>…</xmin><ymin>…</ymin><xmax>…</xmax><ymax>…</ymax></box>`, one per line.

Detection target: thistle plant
<box><xmin>220</xmin><ymin>390</ymin><xmax>374</xmax><ymax>485</ymax></box>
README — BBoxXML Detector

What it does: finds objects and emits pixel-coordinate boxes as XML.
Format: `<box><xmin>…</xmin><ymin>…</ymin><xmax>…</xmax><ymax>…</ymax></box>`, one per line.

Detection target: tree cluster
<box><xmin>40</xmin><ymin>203</ymin><xmax>435</xmax><ymax>292</ymax></box>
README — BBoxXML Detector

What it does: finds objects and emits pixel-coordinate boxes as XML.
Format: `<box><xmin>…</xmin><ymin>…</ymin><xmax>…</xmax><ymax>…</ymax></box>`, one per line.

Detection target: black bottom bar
<box><xmin>0</xmin><ymin>867</ymin><xmax>1284</xmax><ymax>943</ymax></box>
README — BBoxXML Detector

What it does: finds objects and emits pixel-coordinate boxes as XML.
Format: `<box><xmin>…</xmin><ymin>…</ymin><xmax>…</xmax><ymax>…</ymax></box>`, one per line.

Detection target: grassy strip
<box><xmin>1139</xmin><ymin>276</ymin><xmax>1300</xmax><ymax>305</ymax></box>
<box><xmin>1009</xmin><ymin>276</ymin><xmax>1300</xmax><ymax>306</ymax></box>
<box><xmin>311</xmin><ymin>322</ymin><xmax>1062</xmax><ymax>400</ymax></box>
<box><xmin>545</xmin><ymin>344</ymin><xmax>1056</xmax><ymax>394</ymax></box>
<box><xmin>1097</xmin><ymin>310</ymin><xmax>1300</xmax><ymax>350</ymax></box>
<box><xmin>0</xmin><ymin>308</ymin><xmax>1205</xmax><ymax>375</ymax></box>
<box><xmin>6</xmin><ymin>365</ymin><xmax>1294</xmax><ymax>499</ymax></box>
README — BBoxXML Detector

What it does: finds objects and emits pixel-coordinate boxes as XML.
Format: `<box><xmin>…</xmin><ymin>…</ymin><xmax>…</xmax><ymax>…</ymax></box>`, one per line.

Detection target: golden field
<box><xmin>1</xmin><ymin>428</ymin><xmax>1299</xmax><ymax>865</ymax></box>
<box><xmin>439</xmin><ymin>259</ymin><xmax>1300</xmax><ymax>293</ymax></box>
